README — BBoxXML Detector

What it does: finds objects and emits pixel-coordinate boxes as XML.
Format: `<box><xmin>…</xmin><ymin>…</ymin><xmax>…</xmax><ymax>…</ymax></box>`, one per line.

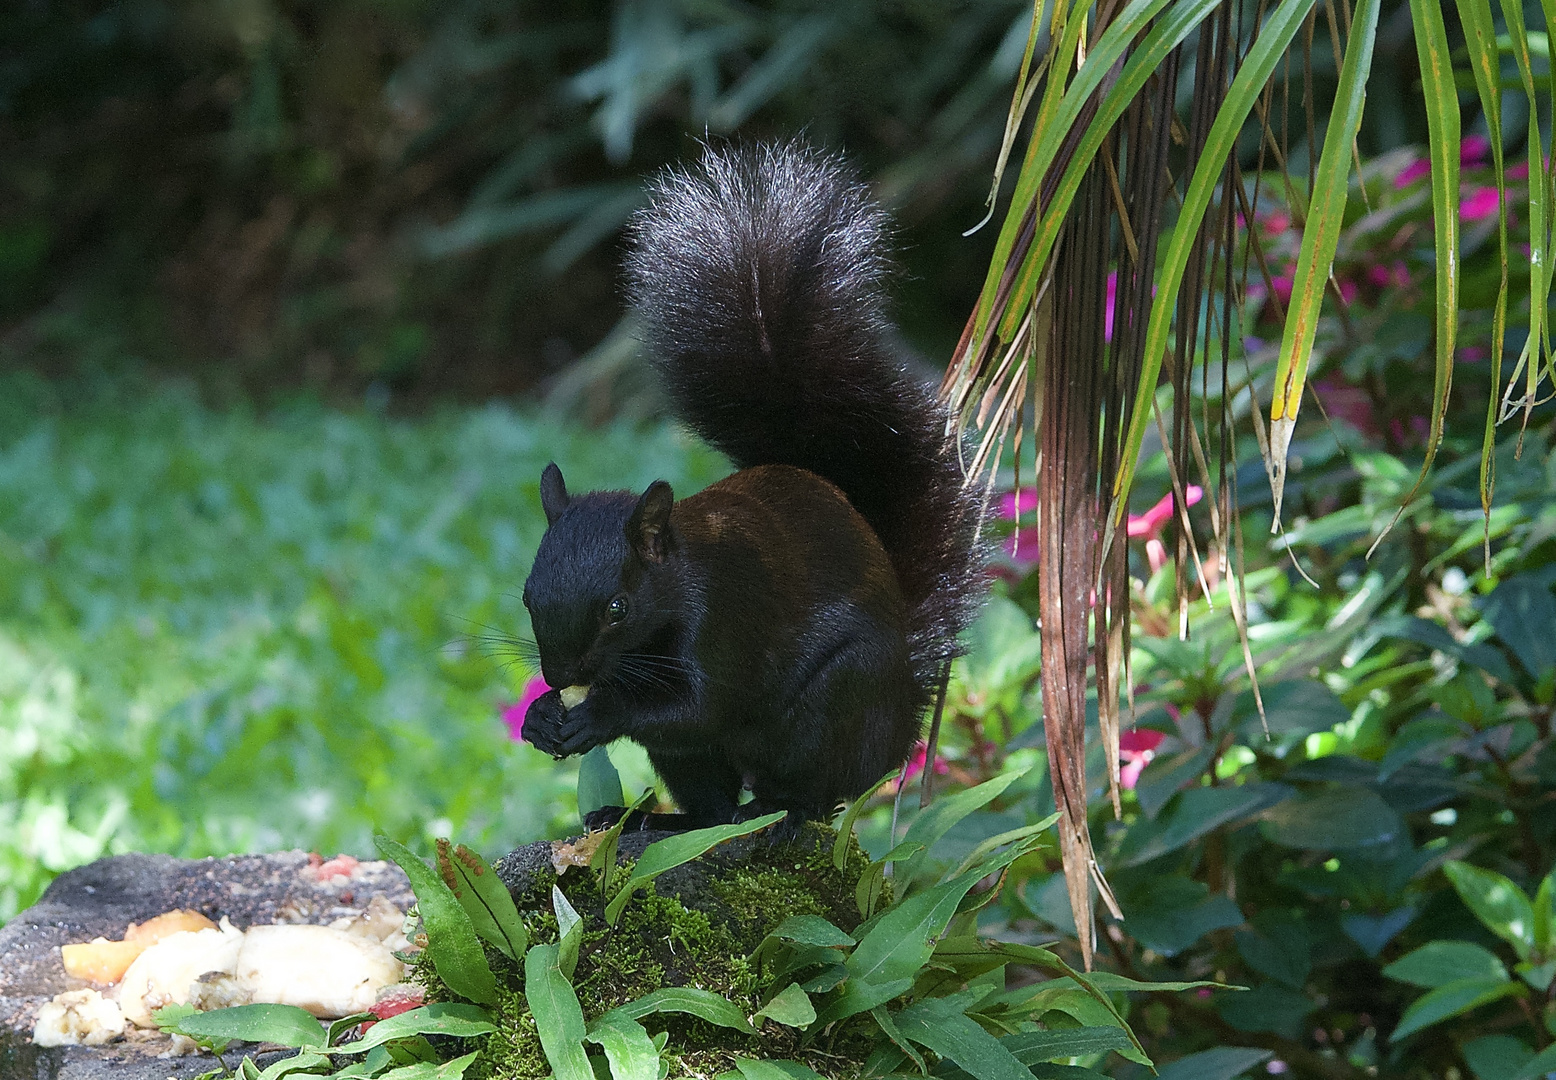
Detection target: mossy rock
<box><xmin>423</xmin><ymin>823</ymin><xmax>877</xmax><ymax>1080</ymax></box>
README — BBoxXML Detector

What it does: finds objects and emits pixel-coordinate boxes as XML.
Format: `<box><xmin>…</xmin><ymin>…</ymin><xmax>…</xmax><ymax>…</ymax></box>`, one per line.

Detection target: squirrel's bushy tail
<box><xmin>625</xmin><ymin>140</ymin><xmax>986</xmax><ymax>694</ymax></box>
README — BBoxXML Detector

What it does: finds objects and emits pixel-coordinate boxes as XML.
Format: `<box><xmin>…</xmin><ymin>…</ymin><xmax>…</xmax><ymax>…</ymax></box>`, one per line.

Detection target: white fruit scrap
<box><xmin>330</xmin><ymin>894</ymin><xmax>411</xmax><ymax>953</ymax></box>
<box><xmin>560</xmin><ymin>684</ymin><xmax>590</xmax><ymax>709</ymax></box>
<box><xmin>236</xmin><ymin>925</ymin><xmax>403</xmax><ymax>1019</ymax></box>
<box><xmin>32</xmin><ymin>989</ymin><xmax>126</xmax><ymax>1047</ymax></box>
<box><xmin>117</xmin><ymin>918</ymin><xmax>246</xmax><ymax>1028</ymax></box>
<box><xmin>44</xmin><ymin>899</ymin><xmax>411</xmax><ymax>1046</ymax></box>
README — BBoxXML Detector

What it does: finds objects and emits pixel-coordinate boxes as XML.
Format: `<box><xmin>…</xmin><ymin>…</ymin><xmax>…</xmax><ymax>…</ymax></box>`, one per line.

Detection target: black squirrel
<box><xmin>520</xmin><ymin>141</ymin><xmax>986</xmax><ymax>831</ymax></box>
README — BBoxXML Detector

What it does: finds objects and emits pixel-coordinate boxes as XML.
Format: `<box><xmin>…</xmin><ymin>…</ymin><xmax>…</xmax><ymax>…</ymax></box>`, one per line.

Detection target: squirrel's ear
<box><xmin>540</xmin><ymin>463</ymin><xmax>570</xmax><ymax>526</ymax></box>
<box><xmin>628</xmin><ymin>480</ymin><xmax>675</xmax><ymax>563</ymax></box>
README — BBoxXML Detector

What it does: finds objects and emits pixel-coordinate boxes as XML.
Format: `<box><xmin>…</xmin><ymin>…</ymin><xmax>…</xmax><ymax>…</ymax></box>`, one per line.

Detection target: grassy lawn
<box><xmin>0</xmin><ymin>373</ymin><xmax>726</xmax><ymax>918</ymax></box>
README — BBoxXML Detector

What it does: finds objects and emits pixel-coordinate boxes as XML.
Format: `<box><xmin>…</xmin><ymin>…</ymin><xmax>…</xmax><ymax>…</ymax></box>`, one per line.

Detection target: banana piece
<box><xmin>560</xmin><ymin>684</ymin><xmax>590</xmax><ymax>709</ymax></box>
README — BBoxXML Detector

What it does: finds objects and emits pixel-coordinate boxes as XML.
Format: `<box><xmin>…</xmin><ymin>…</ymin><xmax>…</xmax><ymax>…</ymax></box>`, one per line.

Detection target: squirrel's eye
<box><xmin>607</xmin><ymin>596</ymin><xmax>629</xmax><ymax>624</ymax></box>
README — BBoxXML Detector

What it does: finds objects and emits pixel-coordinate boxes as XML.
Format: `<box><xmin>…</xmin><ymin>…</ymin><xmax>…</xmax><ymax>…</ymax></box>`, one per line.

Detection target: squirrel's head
<box><xmin>522</xmin><ymin>463</ymin><xmax>676</xmax><ymax>689</ymax></box>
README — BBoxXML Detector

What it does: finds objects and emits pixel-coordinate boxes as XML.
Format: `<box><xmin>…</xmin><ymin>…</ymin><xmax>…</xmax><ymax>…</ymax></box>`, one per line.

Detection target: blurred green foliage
<box><xmin>0</xmin><ymin>0</ymin><xmax>1051</xmax><ymax>403</ymax></box>
<box><xmin>0</xmin><ymin>369</ymin><xmax>725</xmax><ymax>919</ymax></box>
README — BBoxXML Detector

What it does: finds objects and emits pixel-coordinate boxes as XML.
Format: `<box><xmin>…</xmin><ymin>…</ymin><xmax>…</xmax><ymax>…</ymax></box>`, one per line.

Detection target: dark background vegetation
<box><xmin>2</xmin><ymin>0</ymin><xmax>1430</xmax><ymax>409</ymax></box>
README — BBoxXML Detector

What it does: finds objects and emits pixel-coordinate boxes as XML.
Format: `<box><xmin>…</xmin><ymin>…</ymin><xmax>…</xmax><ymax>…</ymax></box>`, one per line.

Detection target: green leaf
<box><xmin>817</xmin><ymin>860</ymin><xmax>1013</xmax><ymax>1025</ymax></box>
<box><xmin>1117</xmin><ymin>783</ymin><xmax>1293</xmax><ymax>866</ymax></box>
<box><xmin>1266</xmin><ymin>0</ymin><xmax>1382</xmax><ymax>520</ymax></box>
<box><xmin>1384</xmin><ymin>941</ymin><xmax>1508</xmax><ymax>988</ymax></box>
<box><xmin>897</xmin><ymin>771</ymin><xmax>1023</xmax><ymax>882</ymax></box>
<box><xmin>375</xmin><ymin>835</ymin><xmax>497</xmax><ymax>1005</ymax></box>
<box><xmin>604</xmin><ymin>812</ymin><xmax>785</xmax><ymax>925</ymax></box>
<box><xmin>326</xmin><ymin>1013</ymin><xmax>376</xmax><ymax>1047</ymax></box>
<box><xmin>1216</xmin><ymin>982</ymin><xmax>1318</xmax><ymax>1039</ymax></box>
<box><xmin>554</xmin><ymin>885</ymin><xmax>584</xmax><ymax>979</ymax></box>
<box><xmin>1155</xmin><ymin>1047</ymin><xmax>1275</xmax><ymax>1080</ymax></box>
<box><xmin>1258</xmin><ymin>787</ymin><xmax>1403</xmax><ymax>850</ymax></box>
<box><xmin>869</xmin><ymin>1006</ymin><xmax>927</xmax><ymax>1075</ymax></box>
<box><xmin>952</xmin><ymin>815</ymin><xmax>1060</xmax><ymax>879</ymax></box>
<box><xmin>1533</xmin><ymin>873</ymin><xmax>1553</xmax><ymax>953</ymax></box>
<box><xmin>164</xmin><ymin>1004</ymin><xmax>326</xmax><ymax>1049</ymax></box>
<box><xmin>753</xmin><ymin>983</ymin><xmax>816</xmax><ymax>1029</ymax></box>
<box><xmin>373</xmin><ymin>1053</ymin><xmax>481</xmax><ymax>1080</ymax></box>
<box><xmin>578</xmin><ymin>745</ymin><xmax>625</xmax><ymax>825</ymax></box>
<box><xmin>583</xmin><ymin>1014</ymin><xmax>661</xmax><ymax>1080</ymax></box>
<box><xmin>892</xmin><ymin>991</ymin><xmax>1031</xmax><ymax>1080</ymax></box>
<box><xmin>592</xmin><ymin>789</ymin><xmax>655</xmax><ymax>898</ymax></box>
<box><xmin>732</xmin><ymin>1059</ymin><xmax>827</xmax><ymax>1080</ymax></box>
<box><xmin>334</xmin><ymin>1005</ymin><xmax>496</xmax><ymax>1056</ymax></box>
<box><xmin>1120</xmin><ymin>876</ymin><xmax>1243</xmax><ymax>956</ymax></box>
<box><xmin>599</xmin><ymin>987</ymin><xmax>757</xmax><ymax>1034</ymax></box>
<box><xmin>997</xmin><ymin>1027</ymin><xmax>1134</xmax><ymax>1064</ymax></box>
<box><xmin>253</xmin><ymin>1051</ymin><xmax>331</xmax><ymax>1080</ymax></box>
<box><xmin>525</xmin><ymin>943</ymin><xmax>594</xmax><ymax>1080</ymax></box>
<box><xmin>765</xmin><ymin>915</ymin><xmax>855</xmax><ymax>950</ymax></box>
<box><xmin>436</xmin><ymin>840</ymin><xmax>529</xmax><ymax>963</ymax></box>
<box><xmin>856</xmin><ymin>859</ymin><xmax>887</xmax><ymax>919</ymax></box>
<box><xmin>1462</xmin><ymin>1035</ymin><xmax>1535</xmax><ymax>1080</ymax></box>
<box><xmin>1511</xmin><ymin>1043</ymin><xmax>1556</xmax><ymax>1080</ymax></box>
<box><xmin>1070</xmin><ymin>972</ymin><xmax>1232</xmax><ymax>994</ymax></box>
<box><xmin>1478</xmin><ymin>577</ymin><xmax>1556</xmax><ymax>680</ymax></box>
<box><xmin>834</xmin><ymin>786</ymin><xmax>876</xmax><ymax>870</ymax></box>
<box><xmin>1113</xmin><ymin>0</ymin><xmax>1322</xmax><ymax>513</ymax></box>
<box><xmin>1391</xmin><ymin>977</ymin><xmax>1525</xmax><ymax>1041</ymax></box>
<box><xmin>1444</xmin><ymin>861</ymin><xmax>1537</xmax><ymax>960</ymax></box>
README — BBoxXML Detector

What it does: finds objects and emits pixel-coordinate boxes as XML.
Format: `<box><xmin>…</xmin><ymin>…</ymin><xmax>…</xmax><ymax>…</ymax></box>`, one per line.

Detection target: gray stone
<box><xmin>0</xmin><ymin>851</ymin><xmax>413</xmax><ymax>1080</ymax></box>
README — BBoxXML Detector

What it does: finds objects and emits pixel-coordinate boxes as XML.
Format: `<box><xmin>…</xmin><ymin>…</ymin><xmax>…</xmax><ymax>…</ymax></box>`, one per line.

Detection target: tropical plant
<box><xmin>940</xmin><ymin>0</ymin><xmax>1556</xmax><ymax>965</ymax></box>
<box><xmin>157</xmin><ymin>782</ymin><xmax>1226</xmax><ymax>1080</ymax></box>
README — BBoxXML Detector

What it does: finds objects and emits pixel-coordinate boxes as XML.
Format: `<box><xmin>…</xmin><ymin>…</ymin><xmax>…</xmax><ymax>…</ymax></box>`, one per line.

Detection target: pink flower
<box><xmin>1365</xmin><ymin>260</ymin><xmax>1410</xmax><ymax>289</ymax></box>
<box><xmin>1338</xmin><ymin>278</ymin><xmax>1358</xmax><ymax>305</ymax></box>
<box><xmin>1462</xmin><ymin>186</ymin><xmax>1499</xmax><ymax>221</ymax></box>
<box><xmin>1313</xmin><ymin>378</ymin><xmax>1379</xmax><ymax>437</ymax></box>
<box><xmin>1127</xmin><ymin>486</ymin><xmax>1203</xmax><ymax>540</ymax></box>
<box><xmin>1461</xmin><ymin>135</ymin><xmax>1491</xmax><ymax>165</ymax></box>
<box><xmin>1000</xmin><ymin>487</ymin><xmax>1037</xmax><ymax>519</ymax></box>
<box><xmin>903</xmin><ymin>740</ymin><xmax>951</xmax><ymax>781</ymax></box>
<box><xmin>1394</xmin><ymin>159</ymin><xmax>1431</xmax><ymax>189</ymax></box>
<box><xmin>1129</xmin><ymin>486</ymin><xmax>1202</xmax><ymax>574</ymax></box>
<box><xmin>1005</xmin><ymin>530</ymin><xmax>1040</xmax><ymax>564</ymax></box>
<box><xmin>1507</xmin><ymin>161</ymin><xmax>1531</xmax><ymax>180</ymax></box>
<box><xmin>1119</xmin><ymin>728</ymin><xmax>1164</xmax><ymax>789</ymax></box>
<box><xmin>1271</xmin><ymin>274</ymin><xmax>1294</xmax><ymax>305</ymax></box>
<box><xmin>1105</xmin><ymin>271</ymin><xmax>1118</xmax><ymax>342</ymax></box>
<box><xmin>503</xmin><ymin>676</ymin><xmax>550</xmax><ymax>740</ymax></box>
<box><xmin>1459</xmin><ymin>345</ymin><xmax>1489</xmax><ymax>363</ymax></box>
<box><xmin>1261</xmin><ymin>210</ymin><xmax>1291</xmax><ymax>233</ymax></box>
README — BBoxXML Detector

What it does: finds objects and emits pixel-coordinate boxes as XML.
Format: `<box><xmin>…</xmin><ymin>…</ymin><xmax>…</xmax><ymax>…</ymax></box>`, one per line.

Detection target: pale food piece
<box><xmin>60</xmin><ymin>940</ymin><xmax>142</xmax><ymax>985</ymax></box>
<box><xmin>32</xmin><ymin>989</ymin><xmax>126</xmax><ymax>1046</ymax></box>
<box><xmin>117</xmin><ymin>918</ymin><xmax>245</xmax><ymax>1028</ymax></box>
<box><xmin>125</xmin><ymin>910</ymin><xmax>218</xmax><ymax>944</ymax></box>
<box><xmin>560</xmin><ymin>684</ymin><xmax>590</xmax><ymax>709</ymax></box>
<box><xmin>62</xmin><ymin>909</ymin><xmax>217</xmax><ymax>984</ymax></box>
<box><xmin>236</xmin><ymin>924</ymin><xmax>404</xmax><ymax>1018</ymax></box>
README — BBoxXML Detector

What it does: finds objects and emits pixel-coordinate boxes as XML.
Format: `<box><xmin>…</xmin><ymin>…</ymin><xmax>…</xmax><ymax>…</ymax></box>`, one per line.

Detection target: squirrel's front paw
<box><xmin>523</xmin><ymin>691</ymin><xmax>605</xmax><ymax>758</ymax></box>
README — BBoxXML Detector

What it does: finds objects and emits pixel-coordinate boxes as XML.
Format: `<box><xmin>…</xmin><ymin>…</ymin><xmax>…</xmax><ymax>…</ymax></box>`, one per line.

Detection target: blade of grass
<box><xmin>993</xmin><ymin>0</ymin><xmax>1228</xmax><ymax>351</ymax></box>
<box><xmin>1452</xmin><ymin>0</ymin><xmax>1506</xmax><ymax>570</ymax></box>
<box><xmin>1360</xmin><ymin>0</ymin><xmax>1457</xmax><ymax>555</ymax></box>
<box><xmin>1266</xmin><ymin>0</ymin><xmax>1382</xmax><ymax>528</ymax></box>
<box><xmin>1112</xmin><ymin>0</ymin><xmax>1324</xmax><ymax>517</ymax></box>
<box><xmin>1497</xmin><ymin>0</ymin><xmax>1551</xmax><ymax>444</ymax></box>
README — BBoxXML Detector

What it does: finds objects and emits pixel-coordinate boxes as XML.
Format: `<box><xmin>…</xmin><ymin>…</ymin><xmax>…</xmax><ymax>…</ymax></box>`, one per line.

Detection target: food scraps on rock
<box><xmin>37</xmin><ymin>897</ymin><xmax>416</xmax><ymax>1049</ymax></box>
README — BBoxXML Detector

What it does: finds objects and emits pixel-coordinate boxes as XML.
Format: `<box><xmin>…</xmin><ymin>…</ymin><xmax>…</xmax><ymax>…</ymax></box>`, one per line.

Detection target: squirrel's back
<box><xmin>625</xmin><ymin>141</ymin><xmax>986</xmax><ymax>696</ymax></box>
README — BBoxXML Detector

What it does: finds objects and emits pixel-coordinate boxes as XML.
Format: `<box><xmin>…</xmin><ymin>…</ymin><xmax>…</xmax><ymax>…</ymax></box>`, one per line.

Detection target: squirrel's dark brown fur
<box><xmin>520</xmin><ymin>142</ymin><xmax>986</xmax><ymax>831</ymax></box>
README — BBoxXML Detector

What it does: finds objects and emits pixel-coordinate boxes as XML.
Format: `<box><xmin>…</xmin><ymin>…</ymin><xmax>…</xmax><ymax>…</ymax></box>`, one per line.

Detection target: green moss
<box><xmin>432</xmin><ymin>825</ymin><xmax>876</xmax><ymax>1080</ymax></box>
